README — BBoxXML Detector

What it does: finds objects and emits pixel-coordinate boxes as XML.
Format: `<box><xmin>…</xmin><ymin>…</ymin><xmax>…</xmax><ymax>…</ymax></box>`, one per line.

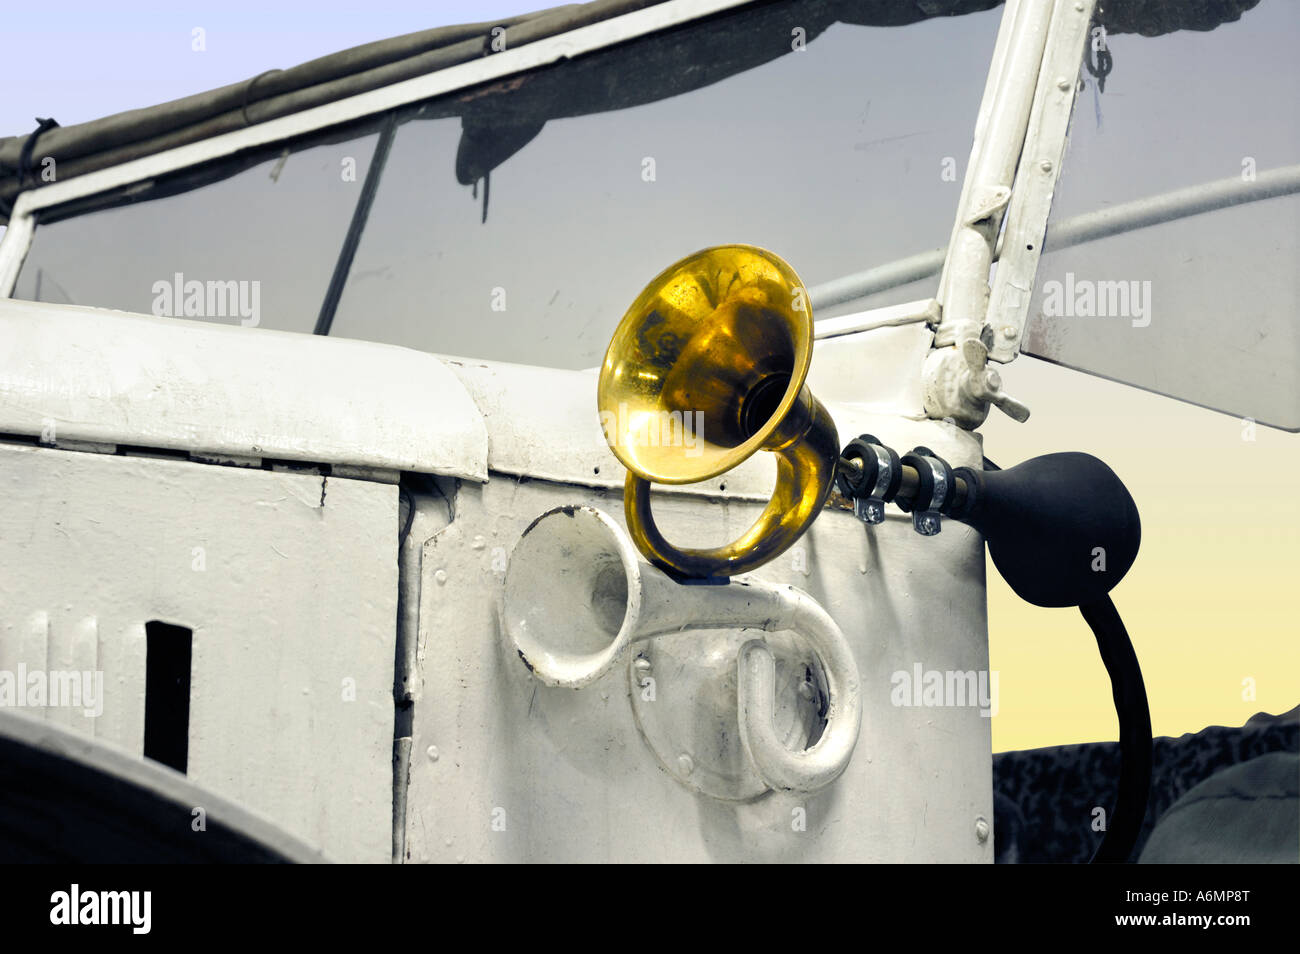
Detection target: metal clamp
<box><xmin>898</xmin><ymin>446</ymin><xmax>955</xmax><ymax>536</ymax></box>
<box><xmin>837</xmin><ymin>434</ymin><xmax>901</xmax><ymax>526</ymax></box>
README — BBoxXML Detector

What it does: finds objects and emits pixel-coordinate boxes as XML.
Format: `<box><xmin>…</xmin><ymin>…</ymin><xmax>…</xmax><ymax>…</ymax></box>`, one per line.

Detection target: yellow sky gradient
<box><xmin>979</xmin><ymin>357</ymin><xmax>1299</xmax><ymax>753</ymax></box>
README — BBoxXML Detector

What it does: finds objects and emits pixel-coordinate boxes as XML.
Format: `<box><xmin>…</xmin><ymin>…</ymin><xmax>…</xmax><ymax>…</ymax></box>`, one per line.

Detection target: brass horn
<box><xmin>597</xmin><ymin>245</ymin><xmax>840</xmax><ymax>578</ymax></box>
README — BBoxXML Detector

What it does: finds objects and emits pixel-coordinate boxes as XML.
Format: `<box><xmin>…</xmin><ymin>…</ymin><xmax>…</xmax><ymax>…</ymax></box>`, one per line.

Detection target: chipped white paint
<box><xmin>406</xmin><ymin>462</ymin><xmax>991</xmax><ymax>862</ymax></box>
<box><xmin>0</xmin><ymin>299</ymin><xmax>488</xmax><ymax>479</ymax></box>
<box><xmin>0</xmin><ymin>441</ymin><xmax>397</xmax><ymax>862</ymax></box>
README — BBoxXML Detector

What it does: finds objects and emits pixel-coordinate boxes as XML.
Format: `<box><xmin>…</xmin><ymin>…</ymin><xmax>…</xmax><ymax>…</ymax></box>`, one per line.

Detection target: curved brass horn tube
<box><xmin>625</xmin><ymin>387</ymin><xmax>840</xmax><ymax>578</ymax></box>
<box><xmin>599</xmin><ymin>245</ymin><xmax>841</xmax><ymax>579</ymax></box>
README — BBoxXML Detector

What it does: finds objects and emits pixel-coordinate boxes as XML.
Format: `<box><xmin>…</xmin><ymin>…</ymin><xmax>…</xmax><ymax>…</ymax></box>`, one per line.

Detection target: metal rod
<box><xmin>809</xmin><ymin>164</ymin><xmax>1300</xmax><ymax>312</ymax></box>
<box><xmin>836</xmin><ymin>451</ymin><xmax>969</xmax><ymax>514</ymax></box>
<box><xmin>313</xmin><ymin>112</ymin><xmax>398</xmax><ymax>336</ymax></box>
<box><xmin>1014</xmin><ymin>163</ymin><xmax>1300</xmax><ymax>255</ymax></box>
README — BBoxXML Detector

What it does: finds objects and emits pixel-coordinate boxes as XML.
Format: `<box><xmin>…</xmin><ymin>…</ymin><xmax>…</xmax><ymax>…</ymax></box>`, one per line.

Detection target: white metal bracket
<box><xmin>924</xmin><ymin>0</ymin><xmax>1098</xmax><ymax>429</ymax></box>
<box><xmin>987</xmin><ymin>0</ymin><xmax>1098</xmax><ymax>364</ymax></box>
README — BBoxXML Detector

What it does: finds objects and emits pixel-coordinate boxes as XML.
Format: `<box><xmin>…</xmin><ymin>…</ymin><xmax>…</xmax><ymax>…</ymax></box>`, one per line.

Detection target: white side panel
<box><xmin>0</xmin><ymin>299</ymin><xmax>489</xmax><ymax>479</ymax></box>
<box><xmin>404</xmin><ymin>417</ymin><xmax>991</xmax><ymax>863</ymax></box>
<box><xmin>0</xmin><ymin>442</ymin><xmax>397</xmax><ymax>862</ymax></box>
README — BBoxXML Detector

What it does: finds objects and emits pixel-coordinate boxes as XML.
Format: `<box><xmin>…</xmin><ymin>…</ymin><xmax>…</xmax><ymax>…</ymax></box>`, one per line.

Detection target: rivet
<box><xmin>426</xmin><ymin>745</ymin><xmax>439</xmax><ymax>762</ymax></box>
<box><xmin>1000</xmin><ymin>325</ymin><xmax>1019</xmax><ymax>339</ymax></box>
<box><xmin>1039</xmin><ymin>158</ymin><xmax>1054</xmax><ymax>173</ymax></box>
<box><xmin>975</xmin><ymin>816</ymin><xmax>990</xmax><ymax>843</ymax></box>
<box><xmin>1056</xmin><ymin>76</ymin><xmax>1070</xmax><ymax>91</ymax></box>
<box><xmin>434</xmin><ymin>569</ymin><xmax>448</xmax><ymax>585</ymax></box>
<box><xmin>677</xmin><ymin>754</ymin><xmax>695</xmax><ymax>776</ymax></box>
<box><xmin>633</xmin><ymin>657</ymin><xmax>651</xmax><ymax>672</ymax></box>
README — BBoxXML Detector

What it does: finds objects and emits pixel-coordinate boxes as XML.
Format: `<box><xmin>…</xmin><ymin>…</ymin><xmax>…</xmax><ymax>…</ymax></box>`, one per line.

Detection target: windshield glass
<box><xmin>9</xmin><ymin>0</ymin><xmax>1000</xmax><ymax>366</ymax></box>
<box><xmin>328</xmin><ymin>2</ymin><xmax>1000</xmax><ymax>367</ymax></box>
<box><xmin>1023</xmin><ymin>0</ymin><xmax>1298</xmax><ymax>428</ymax></box>
<box><xmin>13</xmin><ymin>133</ymin><xmax>381</xmax><ymax>334</ymax></box>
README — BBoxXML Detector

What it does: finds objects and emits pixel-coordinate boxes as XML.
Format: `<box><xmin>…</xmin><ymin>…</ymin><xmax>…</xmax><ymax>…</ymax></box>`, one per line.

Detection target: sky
<box><xmin>2</xmin><ymin>2</ymin><xmax>544</xmax><ymax>140</ymax></box>
<box><xmin>3</xmin><ymin>0</ymin><xmax>1297</xmax><ymax>755</ymax></box>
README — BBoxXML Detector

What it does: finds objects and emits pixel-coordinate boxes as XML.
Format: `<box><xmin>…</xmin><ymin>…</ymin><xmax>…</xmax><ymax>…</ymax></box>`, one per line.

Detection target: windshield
<box><xmin>327</xmin><ymin>6</ymin><xmax>1000</xmax><ymax>367</ymax></box>
<box><xmin>10</xmin><ymin>0</ymin><xmax>1000</xmax><ymax>368</ymax></box>
<box><xmin>13</xmin><ymin>132</ymin><xmax>381</xmax><ymax>334</ymax></box>
<box><xmin>1023</xmin><ymin>1</ymin><xmax>1298</xmax><ymax>428</ymax></box>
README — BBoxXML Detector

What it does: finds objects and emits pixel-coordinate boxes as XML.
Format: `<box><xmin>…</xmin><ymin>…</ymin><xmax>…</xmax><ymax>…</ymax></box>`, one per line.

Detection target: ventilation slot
<box><xmin>143</xmin><ymin>621</ymin><xmax>193</xmax><ymax>774</ymax></box>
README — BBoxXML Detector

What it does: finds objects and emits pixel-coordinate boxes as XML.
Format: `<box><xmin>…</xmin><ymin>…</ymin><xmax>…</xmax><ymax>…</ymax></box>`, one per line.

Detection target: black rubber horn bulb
<box><xmin>957</xmin><ymin>452</ymin><xmax>1141</xmax><ymax>608</ymax></box>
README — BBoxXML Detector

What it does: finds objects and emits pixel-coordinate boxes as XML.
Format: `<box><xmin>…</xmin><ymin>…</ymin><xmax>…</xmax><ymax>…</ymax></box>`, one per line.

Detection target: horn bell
<box><xmin>597</xmin><ymin>245</ymin><xmax>839</xmax><ymax>578</ymax></box>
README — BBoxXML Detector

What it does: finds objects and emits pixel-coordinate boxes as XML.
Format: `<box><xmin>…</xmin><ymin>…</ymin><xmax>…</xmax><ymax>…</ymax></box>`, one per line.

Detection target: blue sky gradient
<box><xmin>4</xmin><ymin>1</ymin><xmax>542</xmax><ymax>137</ymax></box>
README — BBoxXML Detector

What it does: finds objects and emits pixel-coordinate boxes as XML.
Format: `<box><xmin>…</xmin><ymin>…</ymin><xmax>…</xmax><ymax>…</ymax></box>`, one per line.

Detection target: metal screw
<box><xmin>854</xmin><ymin>497</ymin><xmax>884</xmax><ymax>525</ymax></box>
<box><xmin>975</xmin><ymin>816</ymin><xmax>990</xmax><ymax>843</ymax></box>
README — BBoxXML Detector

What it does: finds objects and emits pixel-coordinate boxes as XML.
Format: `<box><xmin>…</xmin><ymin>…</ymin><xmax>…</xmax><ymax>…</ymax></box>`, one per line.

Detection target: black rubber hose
<box><xmin>1080</xmin><ymin>595</ymin><xmax>1152</xmax><ymax>863</ymax></box>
